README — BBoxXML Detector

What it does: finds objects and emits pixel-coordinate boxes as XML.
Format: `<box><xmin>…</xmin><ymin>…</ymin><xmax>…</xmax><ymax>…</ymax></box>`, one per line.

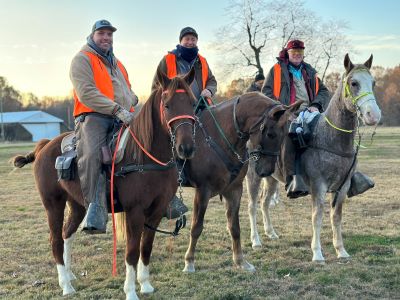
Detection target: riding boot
<box><xmin>347</xmin><ymin>171</ymin><xmax>375</xmax><ymax>198</ymax></box>
<box><xmin>163</xmin><ymin>195</ymin><xmax>188</xmax><ymax>219</ymax></box>
<box><xmin>283</xmin><ymin>137</ymin><xmax>309</xmax><ymax>199</ymax></box>
<box><xmin>82</xmin><ymin>173</ymin><xmax>108</xmax><ymax>234</ymax></box>
<box><xmin>287</xmin><ymin>174</ymin><xmax>309</xmax><ymax>199</ymax></box>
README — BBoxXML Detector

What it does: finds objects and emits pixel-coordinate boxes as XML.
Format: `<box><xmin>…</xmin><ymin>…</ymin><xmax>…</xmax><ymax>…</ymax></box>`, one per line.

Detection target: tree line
<box><xmin>1</xmin><ymin>64</ymin><xmax>399</xmax><ymax>126</ymax></box>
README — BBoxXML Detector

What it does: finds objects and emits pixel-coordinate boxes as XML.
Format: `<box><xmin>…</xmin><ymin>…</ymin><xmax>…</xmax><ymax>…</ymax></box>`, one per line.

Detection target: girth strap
<box><xmin>114</xmin><ymin>162</ymin><xmax>176</xmax><ymax>177</ymax></box>
<box><xmin>308</xmin><ymin>143</ymin><xmax>355</xmax><ymax>158</ymax></box>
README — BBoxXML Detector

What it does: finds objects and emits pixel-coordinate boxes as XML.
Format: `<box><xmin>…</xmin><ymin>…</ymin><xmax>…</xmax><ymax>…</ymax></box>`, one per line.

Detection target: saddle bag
<box><xmin>55</xmin><ymin>150</ymin><xmax>77</xmax><ymax>181</ymax></box>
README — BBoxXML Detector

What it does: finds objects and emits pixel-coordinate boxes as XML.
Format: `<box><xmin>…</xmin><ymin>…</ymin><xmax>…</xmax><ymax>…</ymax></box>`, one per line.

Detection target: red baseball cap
<box><xmin>286</xmin><ymin>40</ymin><xmax>305</xmax><ymax>50</ymax></box>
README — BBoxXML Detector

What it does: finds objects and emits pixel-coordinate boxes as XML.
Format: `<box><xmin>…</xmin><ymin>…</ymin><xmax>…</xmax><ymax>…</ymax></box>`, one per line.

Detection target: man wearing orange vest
<box><xmin>151</xmin><ymin>27</ymin><xmax>217</xmax><ymax>103</ymax></box>
<box><xmin>151</xmin><ymin>27</ymin><xmax>217</xmax><ymax>218</ymax></box>
<box><xmin>70</xmin><ymin>20</ymin><xmax>138</xmax><ymax>233</ymax></box>
<box><xmin>262</xmin><ymin>40</ymin><xmax>330</xmax><ymax>198</ymax></box>
<box><xmin>262</xmin><ymin>40</ymin><xmax>374</xmax><ymax>199</ymax></box>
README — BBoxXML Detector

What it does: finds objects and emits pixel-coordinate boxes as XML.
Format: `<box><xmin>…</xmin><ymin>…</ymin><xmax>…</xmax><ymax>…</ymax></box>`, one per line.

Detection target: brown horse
<box><xmin>178</xmin><ymin>93</ymin><xmax>301</xmax><ymax>272</ymax></box>
<box><xmin>13</xmin><ymin>68</ymin><xmax>197</xmax><ymax>300</ymax></box>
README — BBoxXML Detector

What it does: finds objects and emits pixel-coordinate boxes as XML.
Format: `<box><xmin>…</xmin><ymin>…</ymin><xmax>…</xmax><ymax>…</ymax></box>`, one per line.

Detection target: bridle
<box><xmin>160</xmin><ymin>88</ymin><xmax>197</xmax><ymax>151</ymax></box>
<box><xmin>232</xmin><ymin>97</ymin><xmax>282</xmax><ymax>161</ymax></box>
<box><xmin>324</xmin><ymin>67</ymin><xmax>375</xmax><ymax>134</ymax></box>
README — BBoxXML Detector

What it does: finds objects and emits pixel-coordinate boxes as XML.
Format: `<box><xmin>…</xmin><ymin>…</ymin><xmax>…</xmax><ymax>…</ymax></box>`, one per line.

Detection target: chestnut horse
<box><xmin>246</xmin><ymin>54</ymin><xmax>381</xmax><ymax>263</ymax></box>
<box><xmin>13</xmin><ymin>68</ymin><xmax>197</xmax><ymax>300</ymax></box>
<box><xmin>180</xmin><ymin>93</ymin><xmax>301</xmax><ymax>272</ymax></box>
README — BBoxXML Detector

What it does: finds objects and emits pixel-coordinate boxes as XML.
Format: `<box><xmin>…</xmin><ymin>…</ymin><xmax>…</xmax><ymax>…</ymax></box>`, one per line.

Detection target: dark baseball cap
<box><xmin>92</xmin><ymin>19</ymin><xmax>117</xmax><ymax>33</ymax></box>
<box><xmin>179</xmin><ymin>27</ymin><xmax>198</xmax><ymax>41</ymax></box>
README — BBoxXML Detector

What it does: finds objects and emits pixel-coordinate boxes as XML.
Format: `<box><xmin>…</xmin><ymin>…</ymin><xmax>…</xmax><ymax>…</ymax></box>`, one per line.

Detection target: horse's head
<box><xmin>156</xmin><ymin>66</ymin><xmax>197</xmax><ymax>159</ymax></box>
<box><xmin>342</xmin><ymin>54</ymin><xmax>381</xmax><ymax>125</ymax></box>
<box><xmin>248</xmin><ymin>101</ymin><xmax>301</xmax><ymax>177</ymax></box>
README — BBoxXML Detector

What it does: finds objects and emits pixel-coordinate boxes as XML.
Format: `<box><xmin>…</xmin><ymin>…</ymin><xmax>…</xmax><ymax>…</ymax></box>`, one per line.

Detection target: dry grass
<box><xmin>0</xmin><ymin>127</ymin><xmax>399</xmax><ymax>299</ymax></box>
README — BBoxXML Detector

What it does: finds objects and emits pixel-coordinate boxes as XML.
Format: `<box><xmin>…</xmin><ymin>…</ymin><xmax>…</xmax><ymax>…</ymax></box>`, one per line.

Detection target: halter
<box><xmin>324</xmin><ymin>67</ymin><xmax>374</xmax><ymax>133</ymax></box>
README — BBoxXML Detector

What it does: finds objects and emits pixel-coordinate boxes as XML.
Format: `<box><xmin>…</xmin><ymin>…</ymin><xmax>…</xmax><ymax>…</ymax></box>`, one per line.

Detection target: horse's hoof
<box><xmin>239</xmin><ymin>261</ymin><xmax>256</xmax><ymax>272</ymax></box>
<box><xmin>140</xmin><ymin>282</ymin><xmax>155</xmax><ymax>294</ymax></box>
<box><xmin>182</xmin><ymin>262</ymin><xmax>195</xmax><ymax>273</ymax></box>
<box><xmin>62</xmin><ymin>284</ymin><xmax>76</xmax><ymax>296</ymax></box>
<box><xmin>126</xmin><ymin>291</ymin><xmax>140</xmax><ymax>300</ymax></box>
<box><xmin>267</xmin><ymin>232</ymin><xmax>279</xmax><ymax>240</ymax></box>
<box><xmin>337</xmin><ymin>250</ymin><xmax>350</xmax><ymax>259</ymax></box>
<box><xmin>252</xmin><ymin>243</ymin><xmax>262</xmax><ymax>250</ymax></box>
<box><xmin>312</xmin><ymin>259</ymin><xmax>326</xmax><ymax>265</ymax></box>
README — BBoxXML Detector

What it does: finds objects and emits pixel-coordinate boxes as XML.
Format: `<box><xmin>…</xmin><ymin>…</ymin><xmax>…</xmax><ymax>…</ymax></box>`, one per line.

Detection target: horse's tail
<box><xmin>115</xmin><ymin>212</ymin><xmax>127</xmax><ymax>242</ymax></box>
<box><xmin>12</xmin><ymin>139</ymin><xmax>50</xmax><ymax>168</ymax></box>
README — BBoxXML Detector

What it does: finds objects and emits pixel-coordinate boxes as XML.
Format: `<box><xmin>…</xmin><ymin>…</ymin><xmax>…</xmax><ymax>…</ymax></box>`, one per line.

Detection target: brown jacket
<box><xmin>70</xmin><ymin>45</ymin><xmax>137</xmax><ymax>116</ymax></box>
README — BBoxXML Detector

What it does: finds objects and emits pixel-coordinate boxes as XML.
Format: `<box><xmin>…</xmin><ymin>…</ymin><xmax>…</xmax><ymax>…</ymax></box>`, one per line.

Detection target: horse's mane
<box><xmin>125</xmin><ymin>76</ymin><xmax>194</xmax><ymax>163</ymax></box>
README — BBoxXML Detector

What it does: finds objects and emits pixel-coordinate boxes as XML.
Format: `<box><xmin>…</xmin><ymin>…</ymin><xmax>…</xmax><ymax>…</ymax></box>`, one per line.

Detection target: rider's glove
<box><xmin>113</xmin><ymin>106</ymin><xmax>134</xmax><ymax>125</ymax></box>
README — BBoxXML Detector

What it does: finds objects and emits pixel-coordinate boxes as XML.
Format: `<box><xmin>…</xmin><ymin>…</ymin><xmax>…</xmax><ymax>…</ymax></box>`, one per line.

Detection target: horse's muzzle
<box><xmin>177</xmin><ymin>143</ymin><xmax>196</xmax><ymax>160</ymax></box>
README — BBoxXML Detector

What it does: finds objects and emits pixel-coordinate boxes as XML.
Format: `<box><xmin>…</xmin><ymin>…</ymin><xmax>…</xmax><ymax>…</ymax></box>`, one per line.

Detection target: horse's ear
<box><xmin>344</xmin><ymin>53</ymin><xmax>354</xmax><ymax>74</ymax></box>
<box><xmin>183</xmin><ymin>66</ymin><xmax>196</xmax><ymax>86</ymax></box>
<box><xmin>268</xmin><ymin>105</ymin><xmax>286</xmax><ymax>120</ymax></box>
<box><xmin>364</xmin><ymin>54</ymin><xmax>373</xmax><ymax>69</ymax></box>
<box><xmin>156</xmin><ymin>64</ymin><xmax>171</xmax><ymax>90</ymax></box>
<box><xmin>289</xmin><ymin>100</ymin><xmax>304</xmax><ymax>113</ymax></box>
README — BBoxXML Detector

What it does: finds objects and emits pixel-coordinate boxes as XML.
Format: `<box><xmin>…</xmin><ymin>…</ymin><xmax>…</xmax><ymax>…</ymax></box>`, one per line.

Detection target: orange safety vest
<box><xmin>272</xmin><ymin>63</ymin><xmax>320</xmax><ymax>100</ymax></box>
<box><xmin>164</xmin><ymin>53</ymin><xmax>209</xmax><ymax>90</ymax></box>
<box><xmin>73</xmin><ymin>51</ymin><xmax>133</xmax><ymax>117</ymax></box>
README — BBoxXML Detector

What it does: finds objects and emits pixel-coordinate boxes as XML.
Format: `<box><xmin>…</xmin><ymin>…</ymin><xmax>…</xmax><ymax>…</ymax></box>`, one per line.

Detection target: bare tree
<box><xmin>213</xmin><ymin>0</ymin><xmax>352</xmax><ymax>85</ymax></box>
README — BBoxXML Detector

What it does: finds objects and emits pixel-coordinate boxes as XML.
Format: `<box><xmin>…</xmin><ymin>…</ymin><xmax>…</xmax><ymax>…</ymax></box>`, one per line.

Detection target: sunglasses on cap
<box><xmin>288</xmin><ymin>49</ymin><xmax>304</xmax><ymax>55</ymax></box>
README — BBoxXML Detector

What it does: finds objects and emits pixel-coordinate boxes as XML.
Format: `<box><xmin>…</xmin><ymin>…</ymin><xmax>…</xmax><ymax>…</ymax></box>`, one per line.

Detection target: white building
<box><xmin>0</xmin><ymin>111</ymin><xmax>63</xmax><ymax>141</ymax></box>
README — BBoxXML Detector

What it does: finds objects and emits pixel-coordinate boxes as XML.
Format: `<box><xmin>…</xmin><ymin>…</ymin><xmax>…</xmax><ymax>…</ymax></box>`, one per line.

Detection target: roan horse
<box><xmin>13</xmin><ymin>68</ymin><xmax>197</xmax><ymax>300</ymax></box>
<box><xmin>246</xmin><ymin>54</ymin><xmax>381</xmax><ymax>263</ymax></box>
<box><xmin>177</xmin><ymin>93</ymin><xmax>300</xmax><ymax>272</ymax></box>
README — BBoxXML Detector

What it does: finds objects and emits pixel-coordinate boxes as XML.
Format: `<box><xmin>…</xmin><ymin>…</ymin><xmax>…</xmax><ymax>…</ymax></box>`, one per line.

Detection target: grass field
<box><xmin>0</xmin><ymin>127</ymin><xmax>399</xmax><ymax>299</ymax></box>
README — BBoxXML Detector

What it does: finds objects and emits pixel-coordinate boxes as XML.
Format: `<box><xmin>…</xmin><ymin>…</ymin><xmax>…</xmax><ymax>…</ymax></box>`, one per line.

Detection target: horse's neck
<box><xmin>150</xmin><ymin>114</ymin><xmax>174</xmax><ymax>162</ymax></box>
<box><xmin>320</xmin><ymin>86</ymin><xmax>356</xmax><ymax>150</ymax></box>
<box><xmin>209</xmin><ymin>102</ymin><xmax>248</xmax><ymax>152</ymax></box>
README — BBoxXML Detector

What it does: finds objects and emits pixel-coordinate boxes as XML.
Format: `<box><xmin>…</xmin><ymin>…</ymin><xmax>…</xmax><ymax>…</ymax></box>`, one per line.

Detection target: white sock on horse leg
<box><xmin>137</xmin><ymin>257</ymin><xmax>154</xmax><ymax>294</ymax></box>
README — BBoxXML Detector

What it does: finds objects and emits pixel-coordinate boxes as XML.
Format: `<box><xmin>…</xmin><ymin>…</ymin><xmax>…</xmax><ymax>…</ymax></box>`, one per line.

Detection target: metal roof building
<box><xmin>0</xmin><ymin>111</ymin><xmax>63</xmax><ymax>141</ymax></box>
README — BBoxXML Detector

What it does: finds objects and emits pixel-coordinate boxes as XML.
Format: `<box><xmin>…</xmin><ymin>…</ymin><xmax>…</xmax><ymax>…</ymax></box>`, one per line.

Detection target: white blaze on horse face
<box><xmin>352</xmin><ymin>72</ymin><xmax>381</xmax><ymax>125</ymax></box>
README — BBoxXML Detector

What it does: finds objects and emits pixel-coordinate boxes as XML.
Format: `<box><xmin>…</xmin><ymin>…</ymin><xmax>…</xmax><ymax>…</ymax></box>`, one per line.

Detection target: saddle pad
<box><xmin>115</xmin><ymin>127</ymin><xmax>130</xmax><ymax>164</ymax></box>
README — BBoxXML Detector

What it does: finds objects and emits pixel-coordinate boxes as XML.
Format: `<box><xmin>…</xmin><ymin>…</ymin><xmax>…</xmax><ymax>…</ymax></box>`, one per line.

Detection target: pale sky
<box><xmin>1</xmin><ymin>0</ymin><xmax>399</xmax><ymax>99</ymax></box>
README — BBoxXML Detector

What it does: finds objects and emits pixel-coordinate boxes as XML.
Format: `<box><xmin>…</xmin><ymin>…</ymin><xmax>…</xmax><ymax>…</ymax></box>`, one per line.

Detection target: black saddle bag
<box><xmin>55</xmin><ymin>150</ymin><xmax>77</xmax><ymax>181</ymax></box>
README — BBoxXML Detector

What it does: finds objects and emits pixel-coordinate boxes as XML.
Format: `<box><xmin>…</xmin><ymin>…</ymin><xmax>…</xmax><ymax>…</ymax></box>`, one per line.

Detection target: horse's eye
<box><xmin>351</xmin><ymin>81</ymin><xmax>358</xmax><ymax>87</ymax></box>
<box><xmin>164</xmin><ymin>104</ymin><xmax>170</xmax><ymax>110</ymax></box>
